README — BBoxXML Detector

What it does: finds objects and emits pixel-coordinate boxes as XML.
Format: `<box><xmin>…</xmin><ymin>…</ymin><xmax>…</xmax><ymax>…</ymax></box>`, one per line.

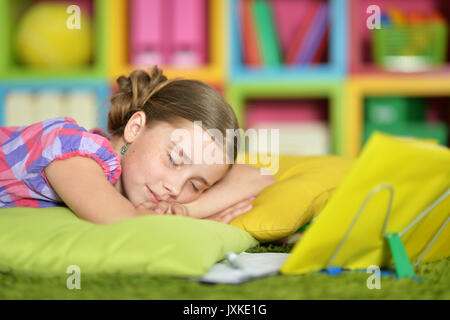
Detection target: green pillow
<box><xmin>0</xmin><ymin>207</ymin><xmax>258</xmax><ymax>277</ymax></box>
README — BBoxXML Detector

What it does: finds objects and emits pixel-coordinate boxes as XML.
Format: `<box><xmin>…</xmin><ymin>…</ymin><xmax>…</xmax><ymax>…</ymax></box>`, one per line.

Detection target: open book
<box><xmin>198</xmin><ymin>252</ymin><xmax>290</xmax><ymax>284</ymax></box>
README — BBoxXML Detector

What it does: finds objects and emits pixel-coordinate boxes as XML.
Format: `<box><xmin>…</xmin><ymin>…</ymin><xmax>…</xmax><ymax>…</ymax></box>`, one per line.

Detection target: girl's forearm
<box><xmin>44</xmin><ymin>155</ymin><xmax>159</xmax><ymax>224</ymax></box>
<box><xmin>185</xmin><ymin>164</ymin><xmax>276</xmax><ymax>218</ymax></box>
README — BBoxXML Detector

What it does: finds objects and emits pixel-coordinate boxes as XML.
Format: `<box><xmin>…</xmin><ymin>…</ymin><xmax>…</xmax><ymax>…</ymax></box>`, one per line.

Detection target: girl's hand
<box><xmin>180</xmin><ymin>164</ymin><xmax>274</xmax><ymax>219</ymax></box>
<box><xmin>169</xmin><ymin>203</ymin><xmax>190</xmax><ymax>216</ymax></box>
<box><xmin>136</xmin><ymin>201</ymin><xmax>170</xmax><ymax>215</ymax></box>
<box><xmin>136</xmin><ymin>201</ymin><xmax>189</xmax><ymax>216</ymax></box>
<box><xmin>203</xmin><ymin>196</ymin><xmax>256</xmax><ymax>224</ymax></box>
<box><xmin>136</xmin><ymin>196</ymin><xmax>255</xmax><ymax>223</ymax></box>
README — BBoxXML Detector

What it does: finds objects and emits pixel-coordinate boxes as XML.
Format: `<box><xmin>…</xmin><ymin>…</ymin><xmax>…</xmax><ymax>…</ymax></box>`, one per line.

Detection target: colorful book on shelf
<box><xmin>295</xmin><ymin>2</ymin><xmax>328</xmax><ymax>65</ymax></box>
<box><xmin>129</xmin><ymin>0</ymin><xmax>165</xmax><ymax>66</ymax></box>
<box><xmin>285</xmin><ymin>1</ymin><xmax>319</xmax><ymax>65</ymax></box>
<box><xmin>240</xmin><ymin>0</ymin><xmax>261</xmax><ymax>67</ymax></box>
<box><xmin>245</xmin><ymin>101</ymin><xmax>327</xmax><ymax>128</ymax></box>
<box><xmin>312</xmin><ymin>29</ymin><xmax>328</xmax><ymax>64</ymax></box>
<box><xmin>252</xmin><ymin>0</ymin><xmax>282</xmax><ymax>66</ymax></box>
<box><xmin>171</xmin><ymin>0</ymin><xmax>207</xmax><ymax>67</ymax></box>
<box><xmin>248</xmin><ymin>122</ymin><xmax>330</xmax><ymax>156</ymax></box>
<box><xmin>303</xmin><ymin>3</ymin><xmax>329</xmax><ymax>64</ymax></box>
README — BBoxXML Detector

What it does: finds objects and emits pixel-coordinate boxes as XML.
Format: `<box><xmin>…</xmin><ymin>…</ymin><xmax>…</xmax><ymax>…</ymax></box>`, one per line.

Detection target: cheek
<box><xmin>120</xmin><ymin>158</ymin><xmax>141</xmax><ymax>200</ymax></box>
<box><xmin>122</xmin><ymin>150</ymin><xmax>155</xmax><ymax>185</ymax></box>
<box><xmin>176</xmin><ymin>183</ymin><xmax>215</xmax><ymax>205</ymax></box>
<box><xmin>176</xmin><ymin>187</ymin><xmax>202</xmax><ymax>204</ymax></box>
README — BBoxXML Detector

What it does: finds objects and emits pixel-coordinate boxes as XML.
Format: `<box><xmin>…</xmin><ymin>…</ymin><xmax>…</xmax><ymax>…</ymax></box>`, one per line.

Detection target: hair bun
<box><xmin>126</xmin><ymin>66</ymin><xmax>169</xmax><ymax>108</ymax></box>
<box><xmin>114</xmin><ymin>66</ymin><xmax>169</xmax><ymax>107</ymax></box>
<box><xmin>116</xmin><ymin>75</ymin><xmax>132</xmax><ymax>92</ymax></box>
<box><xmin>108</xmin><ymin>66</ymin><xmax>176</xmax><ymax>136</ymax></box>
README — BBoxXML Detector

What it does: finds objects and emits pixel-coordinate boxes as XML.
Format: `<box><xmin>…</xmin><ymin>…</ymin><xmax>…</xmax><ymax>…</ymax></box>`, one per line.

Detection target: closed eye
<box><xmin>191</xmin><ymin>182</ymin><xmax>199</xmax><ymax>192</ymax></box>
<box><xmin>168</xmin><ymin>152</ymin><xmax>182</xmax><ymax>167</ymax></box>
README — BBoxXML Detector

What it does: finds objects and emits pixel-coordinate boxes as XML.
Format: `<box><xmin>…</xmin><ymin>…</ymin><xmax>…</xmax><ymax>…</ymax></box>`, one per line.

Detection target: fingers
<box><xmin>138</xmin><ymin>196</ymin><xmax>257</xmax><ymax>222</ymax></box>
<box><xmin>136</xmin><ymin>201</ymin><xmax>170</xmax><ymax>214</ymax></box>
<box><xmin>155</xmin><ymin>201</ymin><xmax>170</xmax><ymax>214</ymax></box>
<box><xmin>224</xmin><ymin>203</ymin><xmax>253</xmax><ymax>224</ymax></box>
<box><xmin>136</xmin><ymin>201</ymin><xmax>158</xmax><ymax>210</ymax></box>
<box><xmin>171</xmin><ymin>203</ymin><xmax>189</xmax><ymax>216</ymax></box>
<box><xmin>136</xmin><ymin>201</ymin><xmax>190</xmax><ymax>217</ymax></box>
<box><xmin>136</xmin><ymin>207</ymin><xmax>161</xmax><ymax>217</ymax></box>
<box><xmin>221</xmin><ymin>197</ymin><xmax>254</xmax><ymax>215</ymax></box>
<box><xmin>210</xmin><ymin>201</ymin><xmax>254</xmax><ymax>224</ymax></box>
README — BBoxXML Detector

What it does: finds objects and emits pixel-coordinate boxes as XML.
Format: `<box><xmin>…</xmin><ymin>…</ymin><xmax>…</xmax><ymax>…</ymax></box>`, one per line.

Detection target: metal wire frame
<box><xmin>326</xmin><ymin>185</ymin><xmax>449</xmax><ymax>269</ymax></box>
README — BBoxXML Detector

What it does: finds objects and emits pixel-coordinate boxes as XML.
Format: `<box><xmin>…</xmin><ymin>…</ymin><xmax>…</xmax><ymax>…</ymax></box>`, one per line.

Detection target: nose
<box><xmin>162</xmin><ymin>178</ymin><xmax>184</xmax><ymax>199</ymax></box>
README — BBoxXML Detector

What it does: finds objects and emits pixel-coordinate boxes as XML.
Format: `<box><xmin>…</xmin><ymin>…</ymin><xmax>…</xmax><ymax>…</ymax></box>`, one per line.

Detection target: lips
<box><xmin>147</xmin><ymin>186</ymin><xmax>160</xmax><ymax>203</ymax></box>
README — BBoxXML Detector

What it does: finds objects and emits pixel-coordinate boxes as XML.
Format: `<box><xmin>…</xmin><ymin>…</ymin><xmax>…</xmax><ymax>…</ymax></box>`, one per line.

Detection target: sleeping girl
<box><xmin>0</xmin><ymin>66</ymin><xmax>276</xmax><ymax>224</ymax></box>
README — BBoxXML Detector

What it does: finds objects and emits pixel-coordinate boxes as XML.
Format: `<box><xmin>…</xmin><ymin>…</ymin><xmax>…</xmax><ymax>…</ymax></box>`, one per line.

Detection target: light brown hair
<box><xmin>108</xmin><ymin>66</ymin><xmax>241</xmax><ymax>163</ymax></box>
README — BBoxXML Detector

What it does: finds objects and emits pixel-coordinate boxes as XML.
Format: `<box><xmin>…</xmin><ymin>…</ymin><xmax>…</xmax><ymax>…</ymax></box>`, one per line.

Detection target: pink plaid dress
<box><xmin>0</xmin><ymin>117</ymin><xmax>121</xmax><ymax>208</ymax></box>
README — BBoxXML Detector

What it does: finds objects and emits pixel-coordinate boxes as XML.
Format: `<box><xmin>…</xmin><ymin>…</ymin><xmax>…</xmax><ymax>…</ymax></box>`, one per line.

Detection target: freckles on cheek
<box><xmin>124</xmin><ymin>152</ymin><xmax>148</xmax><ymax>183</ymax></box>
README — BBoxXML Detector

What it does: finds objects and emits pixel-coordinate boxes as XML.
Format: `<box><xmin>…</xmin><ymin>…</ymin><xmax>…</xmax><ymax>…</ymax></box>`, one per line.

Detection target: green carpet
<box><xmin>0</xmin><ymin>243</ymin><xmax>448</xmax><ymax>300</ymax></box>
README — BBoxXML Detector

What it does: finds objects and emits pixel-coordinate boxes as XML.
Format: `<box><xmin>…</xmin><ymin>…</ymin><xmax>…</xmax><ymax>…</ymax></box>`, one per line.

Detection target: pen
<box><xmin>226</xmin><ymin>252</ymin><xmax>246</xmax><ymax>270</ymax></box>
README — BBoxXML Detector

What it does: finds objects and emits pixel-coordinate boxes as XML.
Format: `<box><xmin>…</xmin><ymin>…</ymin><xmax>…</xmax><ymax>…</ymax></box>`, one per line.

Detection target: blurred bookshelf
<box><xmin>107</xmin><ymin>0</ymin><xmax>227</xmax><ymax>87</ymax></box>
<box><xmin>0</xmin><ymin>0</ymin><xmax>448</xmax><ymax>158</ymax></box>
<box><xmin>229</xmin><ymin>0</ymin><xmax>449</xmax><ymax>158</ymax></box>
<box><xmin>347</xmin><ymin>76</ymin><xmax>450</xmax><ymax>157</ymax></box>
<box><xmin>229</xmin><ymin>0</ymin><xmax>347</xmax><ymax>82</ymax></box>
<box><xmin>0</xmin><ymin>79</ymin><xmax>111</xmax><ymax>130</ymax></box>
<box><xmin>0</xmin><ymin>0</ymin><xmax>108</xmax><ymax>80</ymax></box>
<box><xmin>349</xmin><ymin>0</ymin><xmax>450</xmax><ymax>76</ymax></box>
<box><xmin>226</xmin><ymin>80</ymin><xmax>346</xmax><ymax>156</ymax></box>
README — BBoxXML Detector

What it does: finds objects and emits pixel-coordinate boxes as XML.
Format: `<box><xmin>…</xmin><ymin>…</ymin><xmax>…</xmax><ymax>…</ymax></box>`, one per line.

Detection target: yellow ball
<box><xmin>15</xmin><ymin>3</ymin><xmax>93</xmax><ymax>67</ymax></box>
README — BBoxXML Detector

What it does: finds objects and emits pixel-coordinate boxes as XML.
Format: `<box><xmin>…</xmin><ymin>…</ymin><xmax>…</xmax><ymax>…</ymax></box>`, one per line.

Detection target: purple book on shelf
<box><xmin>170</xmin><ymin>0</ymin><xmax>207</xmax><ymax>67</ymax></box>
<box><xmin>303</xmin><ymin>4</ymin><xmax>329</xmax><ymax>64</ymax></box>
<box><xmin>284</xmin><ymin>1</ymin><xmax>320</xmax><ymax>64</ymax></box>
<box><xmin>295</xmin><ymin>2</ymin><xmax>328</xmax><ymax>65</ymax></box>
<box><xmin>130</xmin><ymin>0</ymin><xmax>166</xmax><ymax>66</ymax></box>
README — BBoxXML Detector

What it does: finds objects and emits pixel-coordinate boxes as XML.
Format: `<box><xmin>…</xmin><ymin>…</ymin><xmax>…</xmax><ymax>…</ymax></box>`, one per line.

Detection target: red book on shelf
<box><xmin>240</xmin><ymin>0</ymin><xmax>261</xmax><ymax>67</ymax></box>
<box><xmin>284</xmin><ymin>1</ymin><xmax>320</xmax><ymax>65</ymax></box>
<box><xmin>311</xmin><ymin>28</ymin><xmax>328</xmax><ymax>64</ymax></box>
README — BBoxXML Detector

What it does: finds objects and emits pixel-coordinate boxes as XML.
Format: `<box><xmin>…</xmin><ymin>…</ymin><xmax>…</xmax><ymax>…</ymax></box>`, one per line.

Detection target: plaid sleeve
<box><xmin>0</xmin><ymin>118</ymin><xmax>121</xmax><ymax>208</ymax></box>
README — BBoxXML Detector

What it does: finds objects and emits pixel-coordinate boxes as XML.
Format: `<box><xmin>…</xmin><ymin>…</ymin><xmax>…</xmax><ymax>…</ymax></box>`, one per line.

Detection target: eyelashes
<box><xmin>191</xmin><ymin>182</ymin><xmax>199</xmax><ymax>192</ymax></box>
<box><xmin>167</xmin><ymin>151</ymin><xmax>199</xmax><ymax>192</ymax></box>
<box><xmin>168</xmin><ymin>148</ymin><xmax>183</xmax><ymax>167</ymax></box>
<box><xmin>168</xmin><ymin>152</ymin><xmax>181</xmax><ymax>167</ymax></box>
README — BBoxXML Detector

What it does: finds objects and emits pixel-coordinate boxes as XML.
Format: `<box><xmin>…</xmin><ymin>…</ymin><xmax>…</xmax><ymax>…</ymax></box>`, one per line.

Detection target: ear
<box><xmin>123</xmin><ymin>111</ymin><xmax>147</xmax><ymax>144</ymax></box>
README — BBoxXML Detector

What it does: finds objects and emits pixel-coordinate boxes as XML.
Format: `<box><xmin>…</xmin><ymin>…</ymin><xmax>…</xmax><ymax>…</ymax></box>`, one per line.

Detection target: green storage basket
<box><xmin>363</xmin><ymin>122</ymin><xmax>448</xmax><ymax>147</ymax></box>
<box><xmin>365</xmin><ymin>97</ymin><xmax>426</xmax><ymax>124</ymax></box>
<box><xmin>372</xmin><ymin>22</ymin><xmax>448</xmax><ymax>72</ymax></box>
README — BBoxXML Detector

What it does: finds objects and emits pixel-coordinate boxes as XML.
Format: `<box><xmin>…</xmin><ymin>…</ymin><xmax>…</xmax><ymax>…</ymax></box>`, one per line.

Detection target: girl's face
<box><xmin>117</xmin><ymin>112</ymin><xmax>230</xmax><ymax>207</ymax></box>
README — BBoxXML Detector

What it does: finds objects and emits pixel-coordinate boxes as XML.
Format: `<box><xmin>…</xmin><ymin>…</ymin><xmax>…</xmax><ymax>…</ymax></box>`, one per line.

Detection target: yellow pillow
<box><xmin>230</xmin><ymin>153</ymin><xmax>354</xmax><ymax>242</ymax></box>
